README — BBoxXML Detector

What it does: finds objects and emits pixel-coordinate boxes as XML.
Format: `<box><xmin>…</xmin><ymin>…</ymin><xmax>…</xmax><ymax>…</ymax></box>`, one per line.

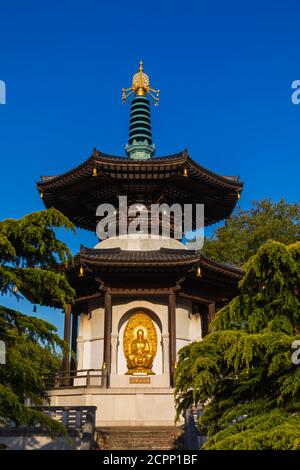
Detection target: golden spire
<box><xmin>122</xmin><ymin>60</ymin><xmax>160</xmax><ymax>105</ymax></box>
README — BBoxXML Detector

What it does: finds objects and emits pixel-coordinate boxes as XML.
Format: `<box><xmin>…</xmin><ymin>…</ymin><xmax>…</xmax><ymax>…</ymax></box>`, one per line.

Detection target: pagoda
<box><xmin>37</xmin><ymin>61</ymin><xmax>243</xmax><ymax>428</ymax></box>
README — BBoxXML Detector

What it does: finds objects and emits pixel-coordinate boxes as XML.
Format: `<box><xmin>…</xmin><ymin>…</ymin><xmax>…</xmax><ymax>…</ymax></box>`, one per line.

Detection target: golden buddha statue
<box><xmin>126</xmin><ymin>328</ymin><xmax>154</xmax><ymax>375</ymax></box>
<box><xmin>123</xmin><ymin>312</ymin><xmax>157</xmax><ymax>375</ymax></box>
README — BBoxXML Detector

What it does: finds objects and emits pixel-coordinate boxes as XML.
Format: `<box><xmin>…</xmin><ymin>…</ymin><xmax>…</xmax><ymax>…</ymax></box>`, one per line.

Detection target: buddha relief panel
<box><xmin>123</xmin><ymin>312</ymin><xmax>157</xmax><ymax>375</ymax></box>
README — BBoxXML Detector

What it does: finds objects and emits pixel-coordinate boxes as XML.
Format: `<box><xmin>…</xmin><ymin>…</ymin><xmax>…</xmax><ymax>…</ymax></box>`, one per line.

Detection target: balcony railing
<box><xmin>0</xmin><ymin>406</ymin><xmax>97</xmax><ymax>450</ymax></box>
<box><xmin>37</xmin><ymin>406</ymin><xmax>97</xmax><ymax>431</ymax></box>
<box><xmin>47</xmin><ymin>369</ymin><xmax>108</xmax><ymax>389</ymax></box>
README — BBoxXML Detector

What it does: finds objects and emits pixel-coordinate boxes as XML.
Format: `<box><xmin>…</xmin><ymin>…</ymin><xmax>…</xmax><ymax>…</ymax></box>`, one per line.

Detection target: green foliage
<box><xmin>0</xmin><ymin>307</ymin><xmax>66</xmax><ymax>435</ymax></box>
<box><xmin>175</xmin><ymin>240</ymin><xmax>300</xmax><ymax>450</ymax></box>
<box><xmin>203</xmin><ymin>199</ymin><xmax>300</xmax><ymax>266</ymax></box>
<box><xmin>0</xmin><ymin>208</ymin><xmax>75</xmax><ymax>308</ymax></box>
<box><xmin>0</xmin><ymin>209</ymin><xmax>76</xmax><ymax>433</ymax></box>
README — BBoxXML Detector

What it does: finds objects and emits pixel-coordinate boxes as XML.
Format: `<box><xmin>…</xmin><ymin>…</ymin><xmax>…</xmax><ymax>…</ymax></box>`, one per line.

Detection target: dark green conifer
<box><xmin>0</xmin><ymin>209</ymin><xmax>75</xmax><ymax>433</ymax></box>
<box><xmin>175</xmin><ymin>240</ymin><xmax>300</xmax><ymax>449</ymax></box>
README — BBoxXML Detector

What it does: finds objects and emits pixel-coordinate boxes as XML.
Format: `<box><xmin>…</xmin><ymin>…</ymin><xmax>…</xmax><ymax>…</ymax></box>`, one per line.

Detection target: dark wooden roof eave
<box><xmin>71</xmin><ymin>246</ymin><xmax>242</xmax><ymax>280</ymax></box>
<box><xmin>36</xmin><ymin>149</ymin><xmax>244</xmax><ymax>231</ymax></box>
<box><xmin>37</xmin><ymin>148</ymin><xmax>244</xmax><ymax>192</ymax></box>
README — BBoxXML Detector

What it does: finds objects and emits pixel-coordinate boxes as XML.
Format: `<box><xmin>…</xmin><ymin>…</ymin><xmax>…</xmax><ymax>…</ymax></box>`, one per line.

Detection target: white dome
<box><xmin>94</xmin><ymin>235</ymin><xmax>186</xmax><ymax>251</ymax></box>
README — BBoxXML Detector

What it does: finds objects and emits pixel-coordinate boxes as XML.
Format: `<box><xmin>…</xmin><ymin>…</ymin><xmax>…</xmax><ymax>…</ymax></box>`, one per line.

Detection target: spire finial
<box><xmin>122</xmin><ymin>60</ymin><xmax>160</xmax><ymax>105</ymax></box>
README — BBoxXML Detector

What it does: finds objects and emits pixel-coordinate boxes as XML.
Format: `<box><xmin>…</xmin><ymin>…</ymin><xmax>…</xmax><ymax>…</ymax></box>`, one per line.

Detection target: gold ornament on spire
<box><xmin>122</xmin><ymin>60</ymin><xmax>160</xmax><ymax>105</ymax></box>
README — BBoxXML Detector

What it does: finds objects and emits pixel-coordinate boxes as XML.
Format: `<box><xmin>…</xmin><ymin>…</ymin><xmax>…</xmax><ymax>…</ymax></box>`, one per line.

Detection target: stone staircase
<box><xmin>96</xmin><ymin>426</ymin><xmax>183</xmax><ymax>450</ymax></box>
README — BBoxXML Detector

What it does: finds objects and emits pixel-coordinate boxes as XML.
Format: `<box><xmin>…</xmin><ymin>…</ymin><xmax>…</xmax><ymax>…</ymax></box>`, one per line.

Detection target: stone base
<box><xmin>96</xmin><ymin>426</ymin><xmax>184</xmax><ymax>450</ymax></box>
<box><xmin>47</xmin><ymin>387</ymin><xmax>181</xmax><ymax>427</ymax></box>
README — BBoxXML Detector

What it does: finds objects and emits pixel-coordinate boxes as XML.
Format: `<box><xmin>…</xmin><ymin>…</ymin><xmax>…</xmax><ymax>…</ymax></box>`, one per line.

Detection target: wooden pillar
<box><xmin>200</xmin><ymin>306</ymin><xmax>209</xmax><ymax>338</ymax></box>
<box><xmin>70</xmin><ymin>312</ymin><xmax>78</xmax><ymax>372</ymax></box>
<box><xmin>208</xmin><ymin>302</ymin><xmax>216</xmax><ymax>331</ymax></box>
<box><xmin>168</xmin><ymin>292</ymin><xmax>176</xmax><ymax>387</ymax></box>
<box><xmin>103</xmin><ymin>292</ymin><xmax>112</xmax><ymax>386</ymax></box>
<box><xmin>62</xmin><ymin>303</ymin><xmax>72</xmax><ymax>384</ymax></box>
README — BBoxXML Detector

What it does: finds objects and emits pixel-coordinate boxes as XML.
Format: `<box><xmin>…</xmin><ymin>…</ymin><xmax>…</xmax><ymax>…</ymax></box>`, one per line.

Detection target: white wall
<box><xmin>76</xmin><ymin>296</ymin><xmax>201</xmax><ymax>376</ymax></box>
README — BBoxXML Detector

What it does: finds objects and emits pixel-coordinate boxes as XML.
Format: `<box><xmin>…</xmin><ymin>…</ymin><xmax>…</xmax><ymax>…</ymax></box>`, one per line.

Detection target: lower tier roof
<box><xmin>76</xmin><ymin>246</ymin><xmax>242</xmax><ymax>279</ymax></box>
<box><xmin>67</xmin><ymin>246</ymin><xmax>241</xmax><ymax>306</ymax></box>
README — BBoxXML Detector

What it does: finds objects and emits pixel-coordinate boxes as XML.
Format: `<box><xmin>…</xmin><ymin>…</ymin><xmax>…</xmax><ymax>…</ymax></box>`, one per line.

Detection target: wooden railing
<box><xmin>47</xmin><ymin>369</ymin><xmax>107</xmax><ymax>389</ymax></box>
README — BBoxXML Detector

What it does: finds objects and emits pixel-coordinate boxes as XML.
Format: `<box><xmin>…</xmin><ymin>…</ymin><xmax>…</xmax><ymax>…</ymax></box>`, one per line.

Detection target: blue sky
<box><xmin>0</xmin><ymin>0</ymin><xmax>299</xmax><ymax>336</ymax></box>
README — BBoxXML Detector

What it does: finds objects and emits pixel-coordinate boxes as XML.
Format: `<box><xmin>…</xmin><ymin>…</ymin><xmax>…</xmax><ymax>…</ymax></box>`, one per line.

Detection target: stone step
<box><xmin>96</xmin><ymin>426</ymin><xmax>183</xmax><ymax>450</ymax></box>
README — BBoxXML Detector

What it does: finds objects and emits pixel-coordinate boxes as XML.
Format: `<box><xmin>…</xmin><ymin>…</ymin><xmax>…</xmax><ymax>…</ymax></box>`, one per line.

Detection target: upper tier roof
<box><xmin>37</xmin><ymin>149</ymin><xmax>243</xmax><ymax>231</ymax></box>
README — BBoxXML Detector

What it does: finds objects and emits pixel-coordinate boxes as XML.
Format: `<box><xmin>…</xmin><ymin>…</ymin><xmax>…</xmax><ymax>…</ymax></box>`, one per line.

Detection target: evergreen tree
<box><xmin>175</xmin><ymin>240</ymin><xmax>300</xmax><ymax>450</ymax></box>
<box><xmin>203</xmin><ymin>199</ymin><xmax>300</xmax><ymax>266</ymax></box>
<box><xmin>0</xmin><ymin>209</ymin><xmax>75</xmax><ymax>432</ymax></box>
